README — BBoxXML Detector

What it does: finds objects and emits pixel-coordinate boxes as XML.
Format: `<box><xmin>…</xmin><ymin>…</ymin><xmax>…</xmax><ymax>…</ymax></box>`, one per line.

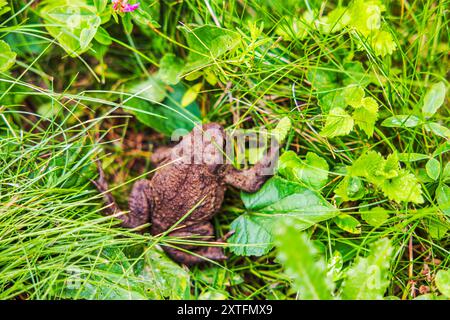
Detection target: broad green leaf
<box><xmin>435</xmin><ymin>269</ymin><xmax>450</xmax><ymax>298</ymax></box>
<box><xmin>320</xmin><ymin>107</ymin><xmax>354</xmax><ymax>138</ymax></box>
<box><xmin>360</xmin><ymin>207</ymin><xmax>389</xmax><ymax>227</ymax></box>
<box><xmin>139</xmin><ymin>248</ymin><xmax>191</xmax><ymax>299</ymax></box>
<box><xmin>0</xmin><ymin>40</ymin><xmax>16</xmax><ymax>72</ymax></box>
<box><xmin>51</xmin><ymin>246</ymin><xmax>190</xmax><ymax>300</ymax></box>
<box><xmin>343</xmin><ymin>85</ymin><xmax>364</xmax><ymax>108</ymax></box>
<box><xmin>40</xmin><ymin>2</ymin><xmax>101</xmax><ymax>57</ymax></box>
<box><xmin>341</xmin><ymin>238</ymin><xmax>393</xmax><ymax>300</ymax></box>
<box><xmin>381</xmin><ymin>115</ymin><xmax>420</xmax><ymax>128</ymax></box>
<box><xmin>275</xmin><ymin>223</ymin><xmax>334</xmax><ymax>300</ymax></box>
<box><xmin>334</xmin><ymin>214</ymin><xmax>361</xmax><ymax>234</ymax></box>
<box><xmin>158</xmin><ymin>53</ymin><xmax>185</xmax><ymax>85</ymax></box>
<box><xmin>424</xmin><ymin>122</ymin><xmax>450</xmax><ymax>139</ymax></box>
<box><xmin>278</xmin><ymin>151</ymin><xmax>329</xmax><ymax>190</ymax></box>
<box><xmin>334</xmin><ymin>176</ymin><xmax>365</xmax><ymax>201</ymax></box>
<box><xmin>425</xmin><ymin>158</ymin><xmax>440</xmax><ymax>180</ymax></box>
<box><xmin>181</xmin><ymin>25</ymin><xmax>241</xmax><ymax>72</ymax></box>
<box><xmin>436</xmin><ymin>184</ymin><xmax>450</xmax><ymax>216</ymax></box>
<box><xmin>422</xmin><ymin>82</ymin><xmax>447</xmax><ymax>118</ymax></box>
<box><xmin>398</xmin><ymin>153</ymin><xmax>429</xmax><ymax>162</ymax></box>
<box><xmin>228</xmin><ymin>177</ymin><xmax>338</xmax><ymax>256</ymax></box>
<box><xmin>271</xmin><ymin>116</ymin><xmax>292</xmax><ymax>144</ymax></box>
<box><xmin>126</xmin><ymin>76</ymin><xmax>201</xmax><ymax>136</ymax></box>
<box><xmin>307</xmin><ymin>68</ymin><xmax>338</xmax><ymax>92</ymax></box>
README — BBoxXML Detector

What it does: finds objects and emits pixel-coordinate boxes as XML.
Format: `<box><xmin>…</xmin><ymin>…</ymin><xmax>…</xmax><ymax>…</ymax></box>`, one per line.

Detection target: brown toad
<box><xmin>95</xmin><ymin>123</ymin><xmax>278</xmax><ymax>265</ymax></box>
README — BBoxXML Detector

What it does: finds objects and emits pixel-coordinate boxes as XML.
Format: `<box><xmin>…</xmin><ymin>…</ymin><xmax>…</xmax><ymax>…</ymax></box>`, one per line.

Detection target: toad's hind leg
<box><xmin>94</xmin><ymin>163</ymin><xmax>153</xmax><ymax>229</ymax></box>
<box><xmin>162</xmin><ymin>222</ymin><xmax>228</xmax><ymax>265</ymax></box>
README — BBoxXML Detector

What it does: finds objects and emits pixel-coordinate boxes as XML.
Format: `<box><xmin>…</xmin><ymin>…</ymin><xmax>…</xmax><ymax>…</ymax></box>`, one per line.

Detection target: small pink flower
<box><xmin>112</xmin><ymin>0</ymin><xmax>140</xmax><ymax>13</ymax></box>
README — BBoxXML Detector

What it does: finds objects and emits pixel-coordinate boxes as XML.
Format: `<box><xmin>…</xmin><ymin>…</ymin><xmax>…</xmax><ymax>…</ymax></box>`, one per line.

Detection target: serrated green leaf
<box><xmin>422</xmin><ymin>82</ymin><xmax>447</xmax><ymax>118</ymax></box>
<box><xmin>320</xmin><ymin>107</ymin><xmax>354</xmax><ymax>138</ymax></box>
<box><xmin>228</xmin><ymin>177</ymin><xmax>338</xmax><ymax>256</ymax></box>
<box><xmin>275</xmin><ymin>223</ymin><xmax>334</xmax><ymax>300</ymax></box>
<box><xmin>352</xmin><ymin>97</ymin><xmax>379</xmax><ymax>137</ymax></box>
<box><xmin>426</xmin><ymin>217</ymin><xmax>448</xmax><ymax>240</ymax></box>
<box><xmin>334</xmin><ymin>214</ymin><xmax>361</xmax><ymax>234</ymax></box>
<box><xmin>435</xmin><ymin>269</ymin><xmax>450</xmax><ymax>298</ymax></box>
<box><xmin>341</xmin><ymin>238</ymin><xmax>393</xmax><ymax>300</ymax></box>
<box><xmin>360</xmin><ymin>207</ymin><xmax>389</xmax><ymax>227</ymax></box>
<box><xmin>381</xmin><ymin>115</ymin><xmax>420</xmax><ymax>128</ymax></box>
<box><xmin>381</xmin><ymin>169</ymin><xmax>424</xmax><ymax>204</ymax></box>
<box><xmin>0</xmin><ymin>40</ymin><xmax>16</xmax><ymax>72</ymax></box>
<box><xmin>343</xmin><ymin>85</ymin><xmax>365</xmax><ymax>108</ymax></box>
<box><xmin>425</xmin><ymin>158</ymin><xmax>441</xmax><ymax>180</ymax></box>
<box><xmin>278</xmin><ymin>151</ymin><xmax>329</xmax><ymax>190</ymax></box>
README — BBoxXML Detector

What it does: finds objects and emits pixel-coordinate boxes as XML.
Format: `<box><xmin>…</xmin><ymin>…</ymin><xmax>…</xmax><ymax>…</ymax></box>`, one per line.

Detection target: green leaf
<box><xmin>381</xmin><ymin>169</ymin><xmax>424</xmax><ymax>204</ymax></box>
<box><xmin>334</xmin><ymin>176</ymin><xmax>365</xmax><ymax>201</ymax></box>
<box><xmin>94</xmin><ymin>26</ymin><xmax>112</xmax><ymax>46</ymax></box>
<box><xmin>343</xmin><ymin>85</ymin><xmax>365</xmax><ymax>108</ymax></box>
<box><xmin>341</xmin><ymin>238</ymin><xmax>394</xmax><ymax>300</ymax></box>
<box><xmin>228</xmin><ymin>177</ymin><xmax>338</xmax><ymax>256</ymax></box>
<box><xmin>425</xmin><ymin>158</ymin><xmax>441</xmax><ymax>180</ymax></box>
<box><xmin>334</xmin><ymin>214</ymin><xmax>361</xmax><ymax>234</ymax></box>
<box><xmin>327</xmin><ymin>251</ymin><xmax>344</xmax><ymax>282</ymax></box>
<box><xmin>93</xmin><ymin>0</ymin><xmax>108</xmax><ymax>12</ymax></box>
<box><xmin>271</xmin><ymin>116</ymin><xmax>292</xmax><ymax>144</ymax></box>
<box><xmin>381</xmin><ymin>115</ymin><xmax>420</xmax><ymax>128</ymax></box>
<box><xmin>422</xmin><ymin>82</ymin><xmax>447</xmax><ymax>118</ymax></box>
<box><xmin>436</xmin><ymin>184</ymin><xmax>450</xmax><ymax>216</ymax></box>
<box><xmin>0</xmin><ymin>0</ymin><xmax>10</xmax><ymax>16</ymax></box>
<box><xmin>278</xmin><ymin>151</ymin><xmax>329</xmax><ymax>190</ymax></box>
<box><xmin>318</xmin><ymin>90</ymin><xmax>346</xmax><ymax>113</ymax></box>
<box><xmin>443</xmin><ymin>162</ymin><xmax>450</xmax><ymax>183</ymax></box>
<box><xmin>424</xmin><ymin>122</ymin><xmax>450</xmax><ymax>139</ymax></box>
<box><xmin>158</xmin><ymin>53</ymin><xmax>186</xmax><ymax>85</ymax></box>
<box><xmin>51</xmin><ymin>246</ymin><xmax>190</xmax><ymax>300</ymax></box>
<box><xmin>435</xmin><ymin>269</ymin><xmax>450</xmax><ymax>298</ymax></box>
<box><xmin>320</xmin><ymin>107</ymin><xmax>354</xmax><ymax>138</ymax></box>
<box><xmin>126</xmin><ymin>76</ymin><xmax>201</xmax><ymax>136</ymax></box>
<box><xmin>352</xmin><ymin>97</ymin><xmax>379</xmax><ymax>137</ymax></box>
<box><xmin>398</xmin><ymin>153</ymin><xmax>429</xmax><ymax>162</ymax></box>
<box><xmin>425</xmin><ymin>217</ymin><xmax>448</xmax><ymax>240</ymax></box>
<box><xmin>139</xmin><ymin>248</ymin><xmax>191</xmax><ymax>299</ymax></box>
<box><xmin>181</xmin><ymin>25</ymin><xmax>241</xmax><ymax>72</ymax></box>
<box><xmin>40</xmin><ymin>2</ymin><xmax>101</xmax><ymax>57</ymax></box>
<box><xmin>0</xmin><ymin>40</ymin><xmax>16</xmax><ymax>72</ymax></box>
<box><xmin>349</xmin><ymin>151</ymin><xmax>423</xmax><ymax>204</ymax></box>
<box><xmin>274</xmin><ymin>223</ymin><xmax>334</xmax><ymax>300</ymax></box>
<box><xmin>181</xmin><ymin>83</ymin><xmax>202</xmax><ymax>107</ymax></box>
<box><xmin>360</xmin><ymin>207</ymin><xmax>389</xmax><ymax>227</ymax></box>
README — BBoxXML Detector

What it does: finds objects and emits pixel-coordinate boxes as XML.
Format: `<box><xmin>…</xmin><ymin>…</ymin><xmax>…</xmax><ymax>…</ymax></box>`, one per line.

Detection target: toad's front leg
<box><xmin>223</xmin><ymin>144</ymin><xmax>279</xmax><ymax>193</ymax></box>
<box><xmin>94</xmin><ymin>164</ymin><xmax>153</xmax><ymax>229</ymax></box>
